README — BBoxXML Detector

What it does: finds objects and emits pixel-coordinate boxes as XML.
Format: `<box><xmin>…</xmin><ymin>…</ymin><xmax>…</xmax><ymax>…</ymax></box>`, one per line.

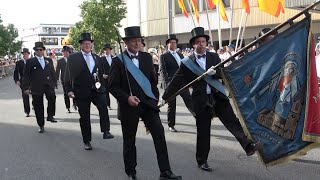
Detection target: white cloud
<box><xmin>0</xmin><ymin>0</ymin><xmax>84</xmax><ymax>35</ymax></box>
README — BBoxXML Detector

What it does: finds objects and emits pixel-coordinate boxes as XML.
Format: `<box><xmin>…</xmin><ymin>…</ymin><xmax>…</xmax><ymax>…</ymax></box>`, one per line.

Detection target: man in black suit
<box><xmin>64</xmin><ymin>33</ymin><xmax>114</xmax><ymax>150</ymax></box>
<box><xmin>162</xmin><ymin>27</ymin><xmax>262</xmax><ymax>172</ymax></box>
<box><xmin>56</xmin><ymin>46</ymin><xmax>76</xmax><ymax>113</ymax></box>
<box><xmin>22</xmin><ymin>42</ymin><xmax>57</xmax><ymax>133</ymax></box>
<box><xmin>108</xmin><ymin>26</ymin><xmax>181</xmax><ymax>180</ymax></box>
<box><xmin>159</xmin><ymin>34</ymin><xmax>193</xmax><ymax>132</ymax></box>
<box><xmin>99</xmin><ymin>43</ymin><xmax>113</xmax><ymax>110</ymax></box>
<box><xmin>14</xmin><ymin>48</ymin><xmax>31</xmax><ymax>117</ymax></box>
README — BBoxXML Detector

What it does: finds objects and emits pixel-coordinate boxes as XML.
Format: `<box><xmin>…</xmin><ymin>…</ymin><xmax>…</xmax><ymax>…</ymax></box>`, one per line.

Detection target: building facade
<box><xmin>120</xmin><ymin>0</ymin><xmax>320</xmax><ymax>50</ymax></box>
<box><xmin>21</xmin><ymin>24</ymin><xmax>73</xmax><ymax>56</ymax></box>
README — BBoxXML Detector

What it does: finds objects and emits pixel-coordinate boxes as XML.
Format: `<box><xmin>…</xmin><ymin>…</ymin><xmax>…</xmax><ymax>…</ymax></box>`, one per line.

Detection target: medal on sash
<box><xmin>93</xmin><ymin>71</ymin><xmax>101</xmax><ymax>89</ymax></box>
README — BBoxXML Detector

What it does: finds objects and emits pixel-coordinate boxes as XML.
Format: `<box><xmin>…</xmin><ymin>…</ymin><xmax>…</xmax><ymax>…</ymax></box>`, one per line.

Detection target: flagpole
<box><xmin>217</xmin><ymin>2</ymin><xmax>222</xmax><ymax>49</ymax></box>
<box><xmin>186</xmin><ymin>0</ymin><xmax>197</xmax><ymax>27</ymax></box>
<box><xmin>239</xmin><ymin>13</ymin><xmax>248</xmax><ymax>49</ymax></box>
<box><xmin>229</xmin><ymin>0</ymin><xmax>235</xmax><ymax>45</ymax></box>
<box><xmin>235</xmin><ymin>10</ymin><xmax>244</xmax><ymax>52</ymax></box>
<box><xmin>159</xmin><ymin>0</ymin><xmax>320</xmax><ymax>108</ymax></box>
<box><xmin>204</xmin><ymin>0</ymin><xmax>213</xmax><ymax>45</ymax></box>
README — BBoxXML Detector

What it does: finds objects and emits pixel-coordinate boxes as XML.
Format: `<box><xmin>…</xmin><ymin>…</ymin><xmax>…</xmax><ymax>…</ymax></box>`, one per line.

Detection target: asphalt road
<box><xmin>0</xmin><ymin>75</ymin><xmax>319</xmax><ymax>180</ymax></box>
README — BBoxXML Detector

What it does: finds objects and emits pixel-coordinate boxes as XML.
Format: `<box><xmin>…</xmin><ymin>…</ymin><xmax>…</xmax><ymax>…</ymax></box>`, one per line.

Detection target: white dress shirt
<box><xmin>169</xmin><ymin>50</ymin><xmax>181</xmax><ymax>66</ymax></box>
<box><xmin>194</xmin><ymin>52</ymin><xmax>211</xmax><ymax>94</ymax></box>
<box><xmin>22</xmin><ymin>58</ymin><xmax>27</xmax><ymax>64</ymax></box>
<box><xmin>127</xmin><ymin>50</ymin><xmax>139</xmax><ymax>68</ymax></box>
<box><xmin>36</xmin><ymin>56</ymin><xmax>45</xmax><ymax>69</ymax></box>
<box><xmin>81</xmin><ymin>51</ymin><xmax>95</xmax><ymax>73</ymax></box>
<box><xmin>105</xmin><ymin>55</ymin><xmax>112</xmax><ymax>66</ymax></box>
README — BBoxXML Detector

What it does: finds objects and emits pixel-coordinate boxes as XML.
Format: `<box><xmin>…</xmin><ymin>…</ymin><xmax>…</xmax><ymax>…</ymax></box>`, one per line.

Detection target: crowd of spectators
<box><xmin>0</xmin><ymin>58</ymin><xmax>16</xmax><ymax>78</ymax></box>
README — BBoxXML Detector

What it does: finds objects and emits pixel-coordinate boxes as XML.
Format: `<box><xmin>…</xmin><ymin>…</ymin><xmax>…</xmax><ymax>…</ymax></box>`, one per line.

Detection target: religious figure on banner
<box><xmin>252</xmin><ymin>53</ymin><xmax>305</xmax><ymax>139</ymax></box>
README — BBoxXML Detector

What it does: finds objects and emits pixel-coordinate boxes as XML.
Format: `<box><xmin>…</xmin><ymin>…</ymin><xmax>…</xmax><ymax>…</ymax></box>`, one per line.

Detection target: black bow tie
<box><xmin>130</xmin><ymin>55</ymin><xmax>139</xmax><ymax>59</ymax></box>
<box><xmin>197</xmin><ymin>54</ymin><xmax>206</xmax><ymax>59</ymax></box>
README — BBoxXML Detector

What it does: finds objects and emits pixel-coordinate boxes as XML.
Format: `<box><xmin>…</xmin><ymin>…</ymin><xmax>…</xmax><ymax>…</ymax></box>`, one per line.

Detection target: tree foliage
<box><xmin>69</xmin><ymin>0</ymin><xmax>126</xmax><ymax>53</ymax></box>
<box><xmin>0</xmin><ymin>15</ymin><xmax>22</xmax><ymax>56</ymax></box>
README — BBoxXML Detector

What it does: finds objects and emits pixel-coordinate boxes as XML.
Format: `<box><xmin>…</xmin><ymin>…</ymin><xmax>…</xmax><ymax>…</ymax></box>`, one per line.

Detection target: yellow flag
<box><xmin>258</xmin><ymin>0</ymin><xmax>284</xmax><ymax>17</ymax></box>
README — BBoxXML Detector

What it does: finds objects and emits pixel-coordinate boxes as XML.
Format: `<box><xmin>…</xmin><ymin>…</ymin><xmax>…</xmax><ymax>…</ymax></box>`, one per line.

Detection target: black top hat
<box><xmin>62</xmin><ymin>46</ymin><xmax>71</xmax><ymax>53</ymax></box>
<box><xmin>189</xmin><ymin>27</ymin><xmax>210</xmax><ymax>45</ymax></box>
<box><xmin>122</xmin><ymin>26</ymin><xmax>143</xmax><ymax>40</ymax></box>
<box><xmin>21</xmin><ymin>48</ymin><xmax>30</xmax><ymax>54</ymax></box>
<box><xmin>103</xmin><ymin>43</ymin><xmax>112</xmax><ymax>50</ymax></box>
<box><xmin>79</xmin><ymin>32</ymin><xmax>94</xmax><ymax>43</ymax></box>
<box><xmin>166</xmin><ymin>34</ymin><xmax>179</xmax><ymax>45</ymax></box>
<box><xmin>33</xmin><ymin>42</ymin><xmax>46</xmax><ymax>51</ymax></box>
<box><xmin>258</xmin><ymin>28</ymin><xmax>278</xmax><ymax>38</ymax></box>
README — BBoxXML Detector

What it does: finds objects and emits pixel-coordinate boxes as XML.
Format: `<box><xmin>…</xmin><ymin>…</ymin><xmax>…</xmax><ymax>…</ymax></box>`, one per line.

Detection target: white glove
<box><xmin>206</xmin><ymin>67</ymin><xmax>216</xmax><ymax>76</ymax></box>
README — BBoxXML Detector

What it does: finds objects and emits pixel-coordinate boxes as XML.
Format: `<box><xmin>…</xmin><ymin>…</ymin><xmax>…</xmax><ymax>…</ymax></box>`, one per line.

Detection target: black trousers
<box><xmin>105</xmin><ymin>89</ymin><xmax>111</xmax><ymax>107</ymax></box>
<box><xmin>195</xmin><ymin>93</ymin><xmax>252</xmax><ymax>165</ymax></box>
<box><xmin>62</xmin><ymin>83</ymin><xmax>75</xmax><ymax>109</ymax></box>
<box><xmin>32</xmin><ymin>87</ymin><xmax>56</xmax><ymax>127</ymax></box>
<box><xmin>21</xmin><ymin>88</ymin><xmax>30</xmax><ymax>114</ymax></box>
<box><xmin>76</xmin><ymin>92</ymin><xmax>110</xmax><ymax>143</ymax></box>
<box><xmin>167</xmin><ymin>89</ymin><xmax>193</xmax><ymax>127</ymax></box>
<box><xmin>120</xmin><ymin>103</ymin><xmax>171</xmax><ymax>175</ymax></box>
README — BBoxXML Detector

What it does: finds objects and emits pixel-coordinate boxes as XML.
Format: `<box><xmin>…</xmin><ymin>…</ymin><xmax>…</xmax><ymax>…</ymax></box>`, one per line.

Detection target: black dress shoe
<box><xmin>47</xmin><ymin>116</ymin><xmax>57</xmax><ymax>123</ymax></box>
<box><xmin>128</xmin><ymin>174</ymin><xmax>137</xmax><ymax>180</ymax></box>
<box><xmin>246</xmin><ymin>141</ymin><xmax>263</xmax><ymax>156</ymax></box>
<box><xmin>25</xmin><ymin>113</ymin><xmax>30</xmax><ymax>117</ymax></box>
<box><xmin>198</xmin><ymin>162</ymin><xmax>213</xmax><ymax>172</ymax></box>
<box><xmin>168</xmin><ymin>127</ymin><xmax>178</xmax><ymax>132</ymax></box>
<box><xmin>103</xmin><ymin>131</ymin><xmax>114</xmax><ymax>139</ymax></box>
<box><xmin>38</xmin><ymin>126</ymin><xmax>44</xmax><ymax>133</ymax></box>
<box><xmin>160</xmin><ymin>170</ymin><xmax>182</xmax><ymax>180</ymax></box>
<box><xmin>66</xmin><ymin>108</ymin><xmax>71</xmax><ymax>113</ymax></box>
<box><xmin>84</xmin><ymin>142</ymin><xmax>92</xmax><ymax>150</ymax></box>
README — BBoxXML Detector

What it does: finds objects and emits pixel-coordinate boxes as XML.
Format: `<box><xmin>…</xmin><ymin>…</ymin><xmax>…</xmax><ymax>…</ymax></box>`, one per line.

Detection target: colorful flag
<box><xmin>242</xmin><ymin>0</ymin><xmax>250</xmax><ymax>14</ymax></box>
<box><xmin>303</xmin><ymin>35</ymin><xmax>320</xmax><ymax>142</ymax></box>
<box><xmin>191</xmin><ymin>0</ymin><xmax>199</xmax><ymax>23</ymax></box>
<box><xmin>207</xmin><ymin>0</ymin><xmax>215</xmax><ymax>10</ymax></box>
<box><xmin>178</xmin><ymin>0</ymin><xmax>189</xmax><ymax>18</ymax></box>
<box><xmin>215</xmin><ymin>0</ymin><xmax>228</xmax><ymax>22</ymax></box>
<box><xmin>62</xmin><ymin>28</ymin><xmax>71</xmax><ymax>45</ymax></box>
<box><xmin>222</xmin><ymin>16</ymin><xmax>318</xmax><ymax>166</ymax></box>
<box><xmin>258</xmin><ymin>0</ymin><xmax>284</xmax><ymax>17</ymax></box>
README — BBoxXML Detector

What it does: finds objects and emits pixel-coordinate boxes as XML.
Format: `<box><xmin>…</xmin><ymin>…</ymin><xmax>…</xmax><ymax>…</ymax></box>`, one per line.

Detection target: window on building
<box><xmin>41</xmin><ymin>38</ymin><xmax>59</xmax><ymax>45</ymax></box>
<box><xmin>174</xmin><ymin>0</ymin><xmax>230</xmax><ymax>15</ymax></box>
<box><xmin>61</xmin><ymin>27</ymin><xmax>69</xmax><ymax>33</ymax></box>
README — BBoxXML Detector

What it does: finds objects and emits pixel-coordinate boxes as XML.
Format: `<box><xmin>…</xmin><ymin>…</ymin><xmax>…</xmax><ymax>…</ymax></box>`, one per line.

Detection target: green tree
<box><xmin>69</xmin><ymin>0</ymin><xmax>126</xmax><ymax>53</ymax></box>
<box><xmin>0</xmin><ymin>15</ymin><xmax>22</xmax><ymax>56</ymax></box>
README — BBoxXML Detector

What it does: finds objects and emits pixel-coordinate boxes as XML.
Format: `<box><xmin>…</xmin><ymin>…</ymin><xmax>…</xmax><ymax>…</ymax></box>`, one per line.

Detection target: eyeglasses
<box><xmin>36</xmin><ymin>49</ymin><xmax>44</xmax><ymax>52</ymax></box>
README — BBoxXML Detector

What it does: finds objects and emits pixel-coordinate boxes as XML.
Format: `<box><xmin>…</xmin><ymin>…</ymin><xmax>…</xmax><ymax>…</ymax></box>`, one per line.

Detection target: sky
<box><xmin>0</xmin><ymin>0</ymin><xmax>84</xmax><ymax>37</ymax></box>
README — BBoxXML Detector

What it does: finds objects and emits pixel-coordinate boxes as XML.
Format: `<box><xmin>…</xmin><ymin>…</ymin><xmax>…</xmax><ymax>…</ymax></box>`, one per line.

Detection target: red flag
<box><xmin>242</xmin><ymin>0</ymin><xmax>250</xmax><ymax>14</ymax></box>
<box><xmin>303</xmin><ymin>36</ymin><xmax>320</xmax><ymax>142</ymax></box>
